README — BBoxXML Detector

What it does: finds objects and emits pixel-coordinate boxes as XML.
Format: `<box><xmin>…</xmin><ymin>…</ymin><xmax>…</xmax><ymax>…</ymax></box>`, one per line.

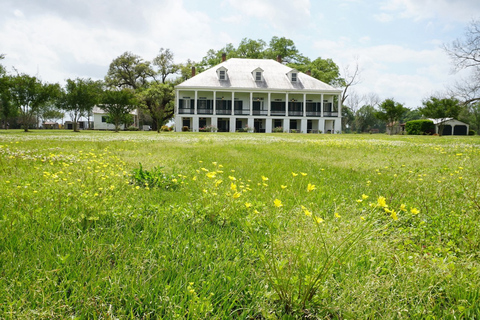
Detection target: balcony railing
<box><xmin>178</xmin><ymin>108</ymin><xmax>194</xmax><ymax>114</ymax></box>
<box><xmin>252</xmin><ymin>110</ymin><xmax>268</xmax><ymax>115</ymax></box>
<box><xmin>288</xmin><ymin>111</ymin><xmax>303</xmax><ymax>116</ymax></box>
<box><xmin>323</xmin><ymin>112</ymin><xmax>338</xmax><ymax>117</ymax></box>
<box><xmin>216</xmin><ymin>109</ymin><xmax>232</xmax><ymax>115</ymax></box>
<box><xmin>271</xmin><ymin>110</ymin><xmax>286</xmax><ymax>116</ymax></box>
<box><xmin>306</xmin><ymin>111</ymin><xmax>321</xmax><ymax>117</ymax></box>
<box><xmin>197</xmin><ymin>108</ymin><xmax>213</xmax><ymax>115</ymax></box>
<box><xmin>234</xmin><ymin>109</ymin><xmax>250</xmax><ymax>115</ymax></box>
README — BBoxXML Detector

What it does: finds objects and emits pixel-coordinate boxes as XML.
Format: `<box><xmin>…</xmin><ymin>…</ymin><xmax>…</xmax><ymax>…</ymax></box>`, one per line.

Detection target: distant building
<box><xmin>174</xmin><ymin>56</ymin><xmax>343</xmax><ymax>133</ymax></box>
<box><xmin>92</xmin><ymin>106</ymin><xmax>138</xmax><ymax>130</ymax></box>
<box><xmin>430</xmin><ymin>118</ymin><xmax>469</xmax><ymax>135</ymax></box>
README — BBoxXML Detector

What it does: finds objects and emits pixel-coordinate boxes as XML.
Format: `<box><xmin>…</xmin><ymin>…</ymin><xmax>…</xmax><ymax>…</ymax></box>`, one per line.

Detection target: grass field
<box><xmin>1</xmin><ymin>130</ymin><xmax>480</xmax><ymax>319</ymax></box>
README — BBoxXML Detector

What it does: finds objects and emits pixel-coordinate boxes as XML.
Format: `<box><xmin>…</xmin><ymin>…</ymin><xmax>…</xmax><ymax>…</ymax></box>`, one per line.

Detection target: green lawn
<box><xmin>1</xmin><ymin>130</ymin><xmax>480</xmax><ymax>319</ymax></box>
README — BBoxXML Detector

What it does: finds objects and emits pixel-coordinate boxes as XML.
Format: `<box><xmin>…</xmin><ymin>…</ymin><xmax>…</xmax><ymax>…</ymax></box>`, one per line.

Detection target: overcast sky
<box><xmin>1</xmin><ymin>0</ymin><xmax>480</xmax><ymax>109</ymax></box>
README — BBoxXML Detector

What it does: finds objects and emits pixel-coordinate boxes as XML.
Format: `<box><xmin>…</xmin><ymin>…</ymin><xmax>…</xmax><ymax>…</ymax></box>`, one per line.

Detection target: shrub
<box><xmin>160</xmin><ymin>125</ymin><xmax>171</xmax><ymax>132</ymax></box>
<box><xmin>273</xmin><ymin>126</ymin><xmax>284</xmax><ymax>133</ymax></box>
<box><xmin>469</xmin><ymin>129</ymin><xmax>476</xmax><ymax>136</ymax></box>
<box><xmin>405</xmin><ymin>120</ymin><xmax>435</xmax><ymax>135</ymax></box>
<box><xmin>199</xmin><ymin>125</ymin><xmax>217</xmax><ymax>132</ymax></box>
<box><xmin>182</xmin><ymin>126</ymin><xmax>190</xmax><ymax>132</ymax></box>
<box><xmin>127</xmin><ymin>126</ymin><xmax>139</xmax><ymax>131</ymax></box>
<box><xmin>131</xmin><ymin>163</ymin><xmax>178</xmax><ymax>190</ymax></box>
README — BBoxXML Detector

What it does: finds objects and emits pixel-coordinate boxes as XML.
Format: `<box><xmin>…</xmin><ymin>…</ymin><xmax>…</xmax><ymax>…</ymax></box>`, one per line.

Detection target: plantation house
<box><xmin>174</xmin><ymin>56</ymin><xmax>343</xmax><ymax>133</ymax></box>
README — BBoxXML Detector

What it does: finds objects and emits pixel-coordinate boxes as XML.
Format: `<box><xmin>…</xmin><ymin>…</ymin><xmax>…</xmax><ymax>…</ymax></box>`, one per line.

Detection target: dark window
<box><xmin>101</xmin><ymin>116</ymin><xmax>107</xmax><ymax>123</ymax></box>
<box><xmin>291</xmin><ymin>73</ymin><xmax>297</xmax><ymax>82</ymax></box>
<box><xmin>255</xmin><ymin>72</ymin><xmax>262</xmax><ymax>81</ymax></box>
<box><xmin>219</xmin><ymin>70</ymin><xmax>226</xmax><ymax>80</ymax></box>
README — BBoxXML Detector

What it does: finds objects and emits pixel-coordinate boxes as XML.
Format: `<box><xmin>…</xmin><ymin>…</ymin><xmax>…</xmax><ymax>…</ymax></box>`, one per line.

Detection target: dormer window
<box><xmin>252</xmin><ymin>67</ymin><xmax>264</xmax><ymax>82</ymax></box>
<box><xmin>287</xmin><ymin>69</ymin><xmax>299</xmax><ymax>83</ymax></box>
<box><xmin>217</xmin><ymin>66</ymin><xmax>228</xmax><ymax>81</ymax></box>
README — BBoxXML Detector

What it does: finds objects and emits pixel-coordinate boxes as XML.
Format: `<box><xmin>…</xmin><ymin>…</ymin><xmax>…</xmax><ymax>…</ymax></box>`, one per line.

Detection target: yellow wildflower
<box><xmin>262</xmin><ymin>176</ymin><xmax>269</xmax><ymax>181</ymax></box>
<box><xmin>400</xmin><ymin>204</ymin><xmax>407</xmax><ymax>212</ymax></box>
<box><xmin>307</xmin><ymin>183</ymin><xmax>316</xmax><ymax>192</ymax></box>
<box><xmin>292</xmin><ymin>172</ymin><xmax>298</xmax><ymax>177</ymax></box>
<box><xmin>335</xmin><ymin>212</ymin><xmax>341</xmax><ymax>218</ymax></box>
<box><xmin>360</xmin><ymin>216</ymin><xmax>365</xmax><ymax>221</ymax></box>
<box><xmin>232</xmin><ymin>192</ymin><xmax>241</xmax><ymax>199</ymax></box>
<box><xmin>229</xmin><ymin>176</ymin><xmax>236</xmax><ymax>181</ymax></box>
<box><xmin>212</xmin><ymin>162</ymin><xmax>217</xmax><ymax>166</ymax></box>
<box><xmin>274</xmin><ymin>199</ymin><xmax>283</xmax><ymax>208</ymax></box>
<box><xmin>315</xmin><ymin>216</ymin><xmax>324</xmax><ymax>224</ymax></box>
<box><xmin>230</xmin><ymin>183</ymin><xmax>237</xmax><ymax>191</ymax></box>
<box><xmin>206</xmin><ymin>172</ymin><xmax>216</xmax><ymax>179</ymax></box>
<box><xmin>300</xmin><ymin>172</ymin><xmax>307</xmax><ymax>176</ymax></box>
<box><xmin>362</xmin><ymin>194</ymin><xmax>369</xmax><ymax>200</ymax></box>
<box><xmin>281</xmin><ymin>185</ymin><xmax>288</xmax><ymax>189</ymax></box>
<box><xmin>377</xmin><ymin>196</ymin><xmax>387</xmax><ymax>208</ymax></box>
<box><xmin>410</xmin><ymin>207</ymin><xmax>420</xmax><ymax>215</ymax></box>
<box><xmin>390</xmin><ymin>210</ymin><xmax>398</xmax><ymax>221</ymax></box>
<box><xmin>245</xmin><ymin>202</ymin><xmax>252</xmax><ymax>208</ymax></box>
<box><xmin>304</xmin><ymin>209</ymin><xmax>312</xmax><ymax>217</ymax></box>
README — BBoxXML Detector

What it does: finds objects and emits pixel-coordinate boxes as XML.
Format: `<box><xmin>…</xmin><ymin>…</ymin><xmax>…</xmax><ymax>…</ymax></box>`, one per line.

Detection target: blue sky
<box><xmin>1</xmin><ymin>0</ymin><xmax>480</xmax><ymax>110</ymax></box>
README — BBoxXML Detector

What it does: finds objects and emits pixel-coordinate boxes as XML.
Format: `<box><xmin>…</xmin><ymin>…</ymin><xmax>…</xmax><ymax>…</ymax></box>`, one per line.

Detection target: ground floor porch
<box><xmin>175</xmin><ymin>115</ymin><xmax>341</xmax><ymax>133</ymax></box>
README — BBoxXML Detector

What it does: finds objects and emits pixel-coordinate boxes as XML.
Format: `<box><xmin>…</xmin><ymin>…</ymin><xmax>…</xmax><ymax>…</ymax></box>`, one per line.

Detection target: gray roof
<box><xmin>176</xmin><ymin>58</ymin><xmax>342</xmax><ymax>93</ymax></box>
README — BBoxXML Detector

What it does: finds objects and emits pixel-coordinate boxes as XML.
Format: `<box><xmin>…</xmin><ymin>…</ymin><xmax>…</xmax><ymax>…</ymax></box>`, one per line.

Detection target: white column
<box><xmin>211</xmin><ymin>117</ymin><xmax>218</xmax><ymax>129</ymax></box>
<box><xmin>301</xmin><ymin>119</ymin><xmax>307</xmax><ymax>133</ymax></box>
<box><xmin>266</xmin><ymin>118</ymin><xmax>272</xmax><ymax>133</ymax></box>
<box><xmin>230</xmin><ymin>117</ymin><xmax>236</xmax><ymax>132</ymax></box>
<box><xmin>249</xmin><ymin>92</ymin><xmax>253</xmax><ymax>116</ymax></box>
<box><xmin>231</xmin><ymin>92</ymin><xmax>235</xmax><ymax>116</ymax></box>
<box><xmin>319</xmin><ymin>119</ymin><xmax>325</xmax><ymax>133</ymax></box>
<box><xmin>213</xmin><ymin>91</ymin><xmax>216</xmax><ymax>115</ymax></box>
<box><xmin>175</xmin><ymin>116</ymin><xmax>182</xmax><ymax>132</ymax></box>
<box><xmin>194</xmin><ymin>91</ymin><xmax>198</xmax><ymax>115</ymax></box>
<box><xmin>284</xmin><ymin>118</ymin><xmax>290</xmax><ymax>132</ymax></box>
<box><xmin>267</xmin><ymin>92</ymin><xmax>271</xmax><ymax>117</ymax></box>
<box><xmin>320</xmin><ymin>94</ymin><xmax>324</xmax><ymax>117</ymax></box>
<box><xmin>338</xmin><ymin>93</ymin><xmax>342</xmax><ymax>119</ymax></box>
<box><xmin>247</xmin><ymin>117</ymin><xmax>254</xmax><ymax>131</ymax></box>
<box><xmin>285</xmin><ymin>93</ymin><xmax>289</xmax><ymax>116</ymax></box>
<box><xmin>303</xmin><ymin>93</ymin><xmax>306</xmax><ymax>117</ymax></box>
<box><xmin>193</xmin><ymin>116</ymin><xmax>199</xmax><ymax>132</ymax></box>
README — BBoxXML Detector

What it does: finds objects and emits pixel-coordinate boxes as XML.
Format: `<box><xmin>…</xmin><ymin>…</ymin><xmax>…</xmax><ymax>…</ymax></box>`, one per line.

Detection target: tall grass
<box><xmin>1</xmin><ymin>130</ymin><xmax>480</xmax><ymax>319</ymax></box>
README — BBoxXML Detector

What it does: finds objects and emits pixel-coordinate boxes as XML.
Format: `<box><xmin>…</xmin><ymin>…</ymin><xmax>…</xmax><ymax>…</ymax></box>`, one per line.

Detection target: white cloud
<box><xmin>225</xmin><ymin>0</ymin><xmax>311</xmax><ymax>31</ymax></box>
<box><xmin>379</xmin><ymin>0</ymin><xmax>480</xmax><ymax>22</ymax></box>
<box><xmin>312</xmin><ymin>38</ymin><xmax>461</xmax><ymax>108</ymax></box>
<box><xmin>374</xmin><ymin>13</ymin><xmax>393</xmax><ymax>23</ymax></box>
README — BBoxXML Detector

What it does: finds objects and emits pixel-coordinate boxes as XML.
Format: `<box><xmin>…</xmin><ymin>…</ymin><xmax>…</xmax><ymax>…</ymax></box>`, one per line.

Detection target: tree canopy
<box><xmin>100</xmin><ymin>89</ymin><xmax>138</xmax><ymax>132</ymax></box>
<box><xmin>58</xmin><ymin>78</ymin><xmax>102</xmax><ymax>132</ymax></box>
<box><xmin>3</xmin><ymin>74</ymin><xmax>58</xmax><ymax>131</ymax></box>
<box><xmin>420</xmin><ymin>97</ymin><xmax>462</xmax><ymax>135</ymax></box>
<box><xmin>375</xmin><ymin>99</ymin><xmax>409</xmax><ymax>135</ymax></box>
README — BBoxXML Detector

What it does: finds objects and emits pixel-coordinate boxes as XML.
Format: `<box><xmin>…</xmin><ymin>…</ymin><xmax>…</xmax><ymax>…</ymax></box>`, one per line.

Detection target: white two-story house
<box><xmin>174</xmin><ymin>57</ymin><xmax>342</xmax><ymax>133</ymax></box>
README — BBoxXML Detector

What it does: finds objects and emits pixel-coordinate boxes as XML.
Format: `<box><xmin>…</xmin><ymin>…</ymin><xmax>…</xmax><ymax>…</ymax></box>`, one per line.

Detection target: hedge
<box><xmin>405</xmin><ymin>120</ymin><xmax>435</xmax><ymax>135</ymax></box>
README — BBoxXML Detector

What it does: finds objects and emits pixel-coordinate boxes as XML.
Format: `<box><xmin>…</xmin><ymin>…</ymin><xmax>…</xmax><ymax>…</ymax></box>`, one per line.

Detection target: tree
<box><xmin>3</xmin><ymin>74</ymin><xmax>57</xmax><ymax>132</ymax></box>
<box><xmin>459</xmin><ymin>101</ymin><xmax>480</xmax><ymax>134</ymax></box>
<box><xmin>375</xmin><ymin>99</ymin><xmax>409</xmax><ymax>135</ymax></box>
<box><xmin>419</xmin><ymin>97</ymin><xmax>463</xmax><ymax>135</ymax></box>
<box><xmin>265</xmin><ymin>36</ymin><xmax>306</xmax><ymax>64</ymax></box>
<box><xmin>105</xmin><ymin>52</ymin><xmax>154</xmax><ymax>90</ymax></box>
<box><xmin>100</xmin><ymin>89</ymin><xmax>137</xmax><ymax>132</ymax></box>
<box><xmin>152</xmin><ymin>48</ymin><xmax>179</xmax><ymax>84</ymax></box>
<box><xmin>177</xmin><ymin>59</ymin><xmax>197</xmax><ymax>82</ymax></box>
<box><xmin>58</xmin><ymin>78</ymin><xmax>102</xmax><ymax>132</ymax></box>
<box><xmin>236</xmin><ymin>38</ymin><xmax>267</xmax><ymax>59</ymax></box>
<box><xmin>444</xmin><ymin>19</ymin><xmax>480</xmax><ymax>106</ymax></box>
<box><xmin>355</xmin><ymin>105</ymin><xmax>384</xmax><ymax>133</ymax></box>
<box><xmin>0</xmin><ymin>54</ymin><xmax>5</xmax><ymax>76</ymax></box>
<box><xmin>137</xmin><ymin>82</ymin><xmax>175</xmax><ymax>132</ymax></box>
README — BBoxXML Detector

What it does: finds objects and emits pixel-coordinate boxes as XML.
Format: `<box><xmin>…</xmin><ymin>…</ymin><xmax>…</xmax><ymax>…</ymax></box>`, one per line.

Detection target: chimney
<box><xmin>222</xmin><ymin>53</ymin><xmax>226</xmax><ymax>62</ymax></box>
<box><xmin>306</xmin><ymin>69</ymin><xmax>311</xmax><ymax>76</ymax></box>
<box><xmin>191</xmin><ymin>66</ymin><xmax>196</xmax><ymax>77</ymax></box>
<box><xmin>276</xmin><ymin>55</ymin><xmax>282</xmax><ymax>63</ymax></box>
